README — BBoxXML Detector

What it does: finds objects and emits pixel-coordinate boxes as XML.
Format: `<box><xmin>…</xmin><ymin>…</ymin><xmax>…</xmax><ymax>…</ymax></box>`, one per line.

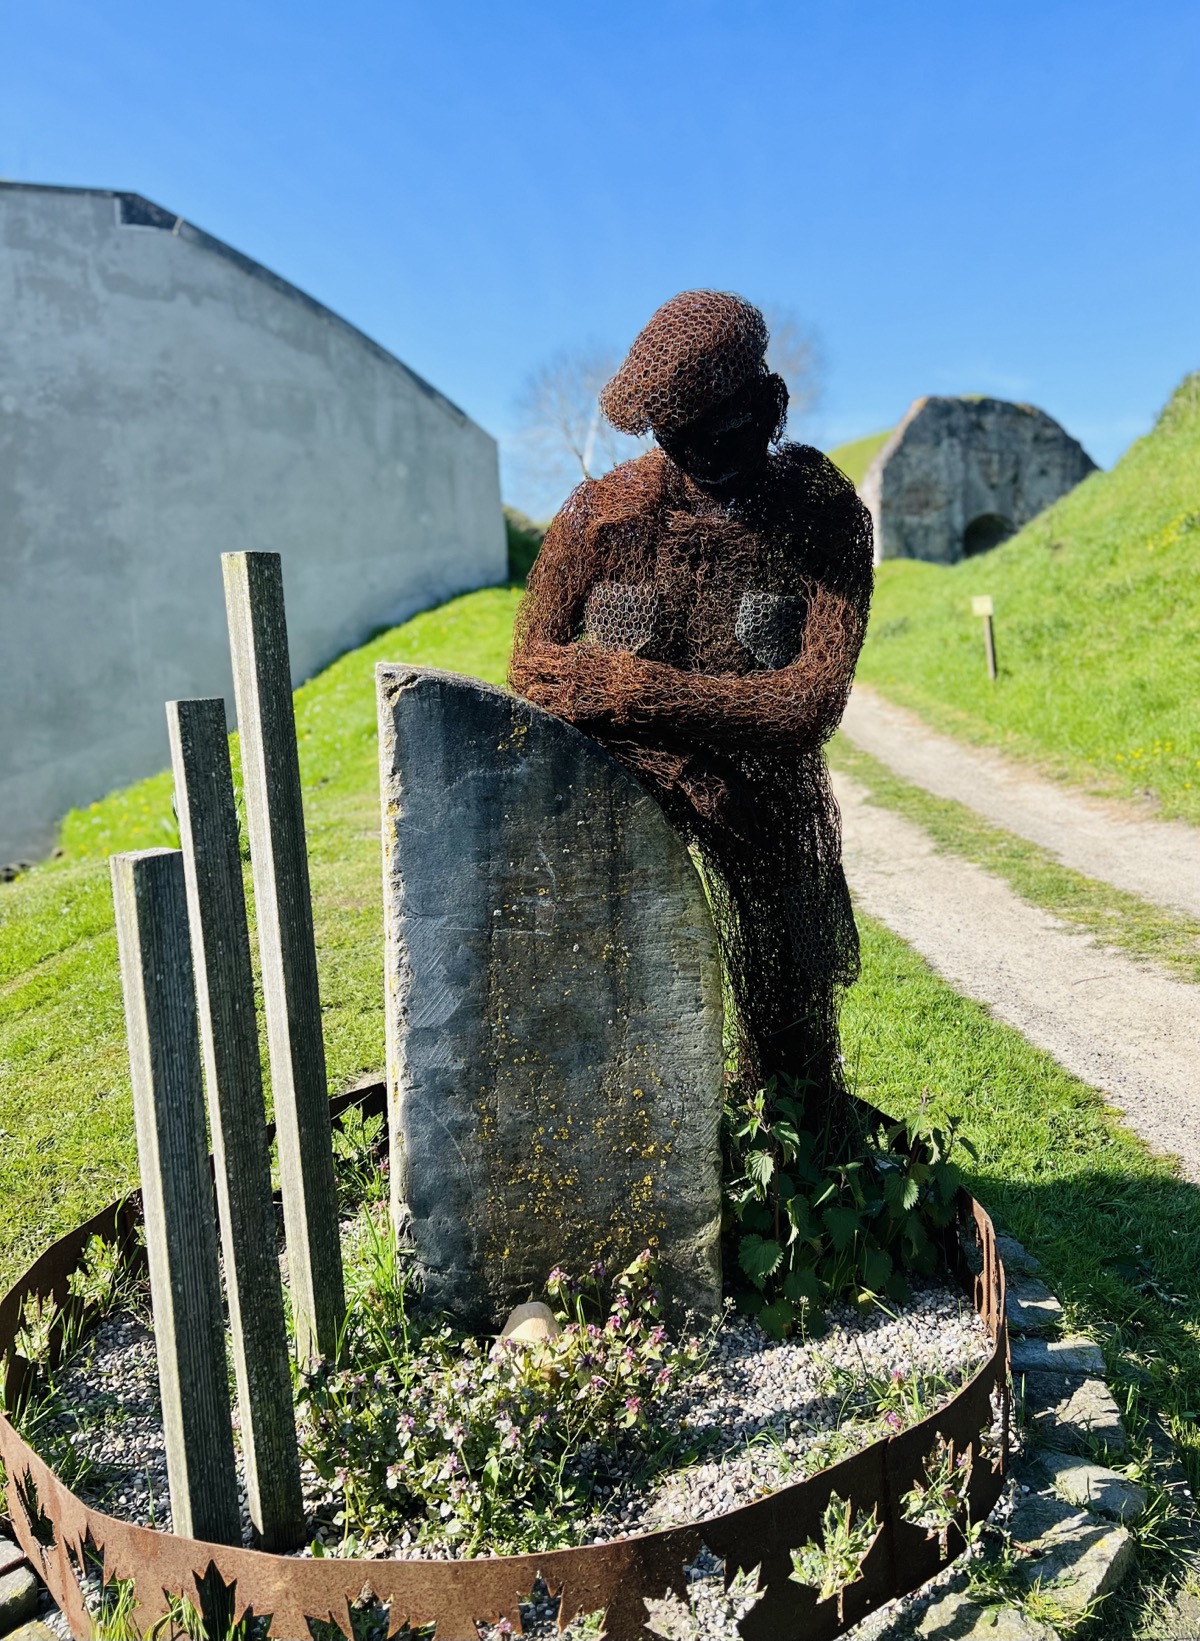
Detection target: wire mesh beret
<box><xmin>600</xmin><ymin>290</ymin><xmax>769</xmax><ymax>435</ymax></box>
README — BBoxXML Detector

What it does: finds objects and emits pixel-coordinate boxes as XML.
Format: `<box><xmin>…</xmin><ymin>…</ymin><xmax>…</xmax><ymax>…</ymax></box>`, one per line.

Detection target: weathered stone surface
<box><xmin>1021</xmin><ymin>1373</ymin><xmax>1129</xmax><ymax>1456</ymax></box>
<box><xmin>996</xmin><ymin>1234</ymin><xmax>1041</xmax><ymax>1274</ymax></box>
<box><xmin>0</xmin><ymin>1564</ymin><xmax>38</xmax><ymax>1631</ymax></box>
<box><xmin>1033</xmin><ymin>1450</ymin><xmax>1147</xmax><ymax>1522</ymax></box>
<box><xmin>378</xmin><ymin>666</ymin><xmax>724</xmax><ymax>1330</ymax></box>
<box><xmin>1010</xmin><ymin>1493</ymin><xmax>1135</xmax><ymax>1614</ymax></box>
<box><xmin>0</xmin><ymin>1538</ymin><xmax>25</xmax><ymax>1579</ymax></box>
<box><xmin>3</xmin><ymin>1626</ymin><xmax>58</xmax><ymax>1641</ymax></box>
<box><xmin>916</xmin><ymin>1589</ymin><xmax>1057</xmax><ymax>1640</ymax></box>
<box><xmin>1010</xmin><ymin>1336</ymin><xmax>1105</xmax><ymax>1376</ymax></box>
<box><xmin>1005</xmin><ymin>1276</ymin><xmax>1063</xmax><ymax>1336</ymax></box>
<box><xmin>861</xmin><ymin>396</ymin><xmax>1096</xmax><ymax>565</ymax></box>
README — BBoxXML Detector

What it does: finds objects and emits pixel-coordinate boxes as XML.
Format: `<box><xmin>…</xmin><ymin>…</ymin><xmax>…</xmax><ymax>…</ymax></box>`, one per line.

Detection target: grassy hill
<box><xmin>826</xmin><ymin>429</ymin><xmax>891</xmax><ymax>487</ymax></box>
<box><xmin>857</xmin><ymin>372</ymin><xmax>1200</xmax><ymax>823</ymax></box>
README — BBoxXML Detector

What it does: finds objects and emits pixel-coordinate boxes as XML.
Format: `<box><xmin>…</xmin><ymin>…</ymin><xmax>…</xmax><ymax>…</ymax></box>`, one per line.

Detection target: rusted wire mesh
<box><xmin>1</xmin><ymin>1087</ymin><xmax>1009</xmax><ymax>1641</ymax></box>
<box><xmin>511</xmin><ymin>293</ymin><xmax>874</xmax><ymax>1130</ymax></box>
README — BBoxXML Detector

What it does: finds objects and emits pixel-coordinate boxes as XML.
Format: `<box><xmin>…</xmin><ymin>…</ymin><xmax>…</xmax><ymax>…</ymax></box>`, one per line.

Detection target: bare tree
<box><xmin>511</xmin><ymin>345</ymin><xmax>650</xmax><ymax>518</ymax></box>
<box><xmin>763</xmin><ymin>305</ymin><xmax>825</xmax><ymax>434</ymax></box>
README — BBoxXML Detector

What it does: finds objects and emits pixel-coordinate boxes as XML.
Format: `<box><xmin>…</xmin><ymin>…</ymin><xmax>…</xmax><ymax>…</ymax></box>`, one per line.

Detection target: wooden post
<box><xmin>110</xmin><ymin>848</ymin><xmax>240</xmax><ymax>1546</ymax></box>
<box><xmin>222</xmin><ymin>552</ymin><xmax>345</xmax><ymax>1362</ymax></box>
<box><xmin>972</xmin><ymin>595</ymin><xmax>998</xmax><ymax>682</ymax></box>
<box><xmin>168</xmin><ymin>697</ymin><xmax>306</xmax><ymax>1551</ymax></box>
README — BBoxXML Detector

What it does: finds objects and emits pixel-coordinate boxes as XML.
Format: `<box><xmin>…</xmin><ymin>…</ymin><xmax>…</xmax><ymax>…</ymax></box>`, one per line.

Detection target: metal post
<box><xmin>168</xmin><ymin>697</ymin><xmax>306</xmax><ymax>1551</ymax></box>
<box><xmin>222</xmin><ymin>552</ymin><xmax>345</xmax><ymax>1363</ymax></box>
<box><xmin>110</xmin><ymin>848</ymin><xmax>240</xmax><ymax>1545</ymax></box>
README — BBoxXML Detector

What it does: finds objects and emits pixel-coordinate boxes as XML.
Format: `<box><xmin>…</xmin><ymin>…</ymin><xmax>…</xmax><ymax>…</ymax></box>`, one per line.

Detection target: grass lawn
<box><xmin>855</xmin><ymin>371</ymin><xmax>1200</xmax><ymax>823</ymax></box>
<box><xmin>0</xmin><ymin>586</ymin><xmax>522</xmax><ymax>1288</ymax></box>
<box><xmin>826</xmin><ymin>429</ymin><xmax>892</xmax><ymax>488</ymax></box>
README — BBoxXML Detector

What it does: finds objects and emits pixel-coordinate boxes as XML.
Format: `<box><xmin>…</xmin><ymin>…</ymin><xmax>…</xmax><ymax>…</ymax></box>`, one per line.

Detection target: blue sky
<box><xmin>4</xmin><ymin>1</ymin><xmax>1199</xmax><ymax>514</ymax></box>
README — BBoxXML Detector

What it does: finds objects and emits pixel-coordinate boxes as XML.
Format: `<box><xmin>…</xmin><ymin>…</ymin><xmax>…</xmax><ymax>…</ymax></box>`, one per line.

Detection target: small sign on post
<box><xmin>972</xmin><ymin>595</ymin><xmax>997</xmax><ymax>682</ymax></box>
<box><xmin>110</xmin><ymin>848</ymin><xmax>241</xmax><ymax>1546</ymax></box>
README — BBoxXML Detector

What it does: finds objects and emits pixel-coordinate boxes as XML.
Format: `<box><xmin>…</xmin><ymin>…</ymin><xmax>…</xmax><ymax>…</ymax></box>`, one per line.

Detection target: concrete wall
<box><xmin>0</xmin><ymin>183</ymin><xmax>506</xmax><ymax>865</ymax></box>
<box><xmin>860</xmin><ymin>396</ymin><xmax>1096</xmax><ymax>565</ymax></box>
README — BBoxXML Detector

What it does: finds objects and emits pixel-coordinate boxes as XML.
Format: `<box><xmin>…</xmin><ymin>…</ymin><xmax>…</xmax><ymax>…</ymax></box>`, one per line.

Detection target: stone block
<box><xmin>378</xmin><ymin>667</ymin><xmax>724</xmax><ymax>1330</ymax></box>
<box><xmin>1020</xmin><ymin>1374</ymin><xmax>1128</xmax><ymax>1457</ymax></box>
<box><xmin>0</xmin><ymin>1564</ymin><xmax>38</xmax><ymax>1632</ymax></box>
<box><xmin>3</xmin><ymin>1627</ymin><xmax>59</xmax><ymax>1641</ymax></box>
<box><xmin>0</xmin><ymin>1539</ymin><xmax>25</xmax><ymax>1579</ymax></box>
<box><xmin>1032</xmin><ymin>1449</ymin><xmax>1147</xmax><ymax>1522</ymax></box>
<box><xmin>1010</xmin><ymin>1493</ymin><xmax>1135</xmax><ymax>1615</ymax></box>
<box><xmin>1005</xmin><ymin>1276</ymin><xmax>1063</xmax><ymax>1336</ymax></box>
<box><xmin>916</xmin><ymin>1589</ymin><xmax>1057</xmax><ymax>1640</ymax></box>
<box><xmin>1010</xmin><ymin>1337</ymin><xmax>1104</xmax><ymax>1376</ymax></box>
<box><xmin>996</xmin><ymin>1234</ymin><xmax>1041</xmax><ymax>1274</ymax></box>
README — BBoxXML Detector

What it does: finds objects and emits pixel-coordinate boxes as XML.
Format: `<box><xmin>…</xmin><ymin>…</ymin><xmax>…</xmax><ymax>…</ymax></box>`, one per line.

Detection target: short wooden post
<box><xmin>168</xmin><ymin>697</ymin><xmax>306</xmax><ymax>1551</ymax></box>
<box><xmin>222</xmin><ymin>552</ymin><xmax>345</xmax><ymax>1363</ymax></box>
<box><xmin>110</xmin><ymin>848</ymin><xmax>240</xmax><ymax>1546</ymax></box>
<box><xmin>972</xmin><ymin>595</ymin><xmax>998</xmax><ymax>681</ymax></box>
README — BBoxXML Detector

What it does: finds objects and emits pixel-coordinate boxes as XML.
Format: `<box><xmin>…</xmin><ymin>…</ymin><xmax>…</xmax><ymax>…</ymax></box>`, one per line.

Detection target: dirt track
<box><xmin>834</xmin><ymin>768</ymin><xmax>1200</xmax><ymax>1182</ymax></box>
<box><xmin>841</xmin><ymin>687</ymin><xmax>1200</xmax><ymax>922</ymax></box>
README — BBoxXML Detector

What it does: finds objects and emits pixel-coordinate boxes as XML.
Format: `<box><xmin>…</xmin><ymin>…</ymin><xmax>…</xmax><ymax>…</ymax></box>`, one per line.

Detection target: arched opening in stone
<box><xmin>962</xmin><ymin>513</ymin><xmax>1017</xmax><ymax>557</ymax></box>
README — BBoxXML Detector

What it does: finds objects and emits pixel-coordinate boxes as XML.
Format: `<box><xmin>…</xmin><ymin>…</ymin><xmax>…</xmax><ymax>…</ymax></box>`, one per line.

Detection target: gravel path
<box><xmin>834</xmin><ymin>768</ymin><xmax>1200</xmax><ymax>1182</ymax></box>
<box><xmin>841</xmin><ymin>686</ymin><xmax>1200</xmax><ymax>921</ymax></box>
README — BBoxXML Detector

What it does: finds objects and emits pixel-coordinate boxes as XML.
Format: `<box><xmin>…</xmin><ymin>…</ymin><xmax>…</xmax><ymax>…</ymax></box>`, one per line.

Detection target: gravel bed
<box><xmin>28</xmin><ymin>1274</ymin><xmax>991</xmax><ymax>1635</ymax></box>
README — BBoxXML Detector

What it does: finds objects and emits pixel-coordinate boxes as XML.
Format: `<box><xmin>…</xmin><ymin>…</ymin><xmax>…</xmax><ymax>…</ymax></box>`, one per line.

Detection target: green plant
<box><xmin>643</xmin><ymin>1563</ymin><xmax>764</xmax><ymax>1640</ymax></box>
<box><xmin>331</xmin><ymin>1104</ymin><xmax>387</xmax><ymax>1212</ymax></box>
<box><xmin>789</xmin><ymin>1492</ymin><xmax>879</xmax><ymax>1621</ymax></box>
<box><xmin>900</xmin><ymin>1433</ymin><xmax>974</xmax><ymax>1553</ymax></box>
<box><xmin>722</xmin><ymin>1080</ymin><xmax>975</xmax><ymax>1336</ymax></box>
<box><xmin>297</xmin><ymin>1246</ymin><xmax>704</xmax><ymax>1555</ymax></box>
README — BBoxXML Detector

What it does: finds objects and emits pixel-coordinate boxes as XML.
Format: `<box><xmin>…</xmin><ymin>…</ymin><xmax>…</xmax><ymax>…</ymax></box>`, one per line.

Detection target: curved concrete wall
<box><xmin>861</xmin><ymin>395</ymin><xmax>1095</xmax><ymax>565</ymax></box>
<box><xmin>0</xmin><ymin>183</ymin><xmax>505</xmax><ymax>865</ymax></box>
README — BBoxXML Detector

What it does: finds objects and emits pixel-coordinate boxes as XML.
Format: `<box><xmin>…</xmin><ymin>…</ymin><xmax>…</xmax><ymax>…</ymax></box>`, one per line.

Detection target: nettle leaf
<box><xmin>746</xmin><ymin>1149</ymin><xmax>775</xmax><ymax>1189</ymax></box>
<box><xmin>785</xmin><ymin>1194</ymin><xmax>817</xmax><ymax>1243</ymax></box>
<box><xmin>860</xmin><ymin>1245</ymin><xmax>892</xmax><ymax>1292</ymax></box>
<box><xmin>741</xmin><ymin>1201</ymin><xmax>772</xmax><ymax>1234</ymax></box>
<box><xmin>758</xmin><ymin>1300</ymin><xmax>796</xmax><ymax>1340</ymax></box>
<box><xmin>739</xmin><ymin>1234</ymin><xmax>785</xmax><ymax>1288</ymax></box>
<box><xmin>784</xmin><ymin>1265</ymin><xmax>821</xmax><ymax>1304</ymax></box>
<box><xmin>823</xmin><ymin>1205</ymin><xmax>863</xmax><ymax>1251</ymax></box>
<box><xmin>901</xmin><ymin>1174</ymin><xmax>921</xmax><ymax>1213</ymax></box>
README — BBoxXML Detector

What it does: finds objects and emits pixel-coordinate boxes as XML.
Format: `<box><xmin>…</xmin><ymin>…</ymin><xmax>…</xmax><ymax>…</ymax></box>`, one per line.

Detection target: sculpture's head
<box><xmin>601</xmin><ymin>290</ymin><xmax>787</xmax><ymax>488</ymax></box>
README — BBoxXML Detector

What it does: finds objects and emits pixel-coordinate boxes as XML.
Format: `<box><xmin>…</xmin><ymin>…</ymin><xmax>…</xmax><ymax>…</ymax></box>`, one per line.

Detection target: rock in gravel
<box><xmin>0</xmin><ymin>1563</ymin><xmax>38</xmax><ymax>1631</ymax></box>
<box><xmin>378</xmin><ymin>666</ymin><xmax>724</xmax><ymax>1330</ymax></box>
<box><xmin>916</xmin><ymin>1589</ymin><xmax>1058</xmax><ymax>1640</ymax></box>
<box><xmin>1010</xmin><ymin>1337</ymin><xmax>1105</xmax><ymax>1376</ymax></box>
<box><xmin>1005</xmin><ymin>1277</ymin><xmax>1063</xmax><ymax>1337</ymax></box>
<box><xmin>1010</xmin><ymin>1493</ymin><xmax>1135</xmax><ymax>1614</ymax></box>
<box><xmin>499</xmin><ymin>1302</ymin><xmax>560</xmax><ymax>1345</ymax></box>
<box><xmin>4</xmin><ymin>1627</ymin><xmax>60</xmax><ymax>1641</ymax></box>
<box><xmin>0</xmin><ymin>1539</ymin><xmax>26</xmax><ymax>1579</ymax></box>
<box><xmin>1021</xmin><ymin>1374</ymin><xmax>1129</xmax><ymax>1457</ymax></box>
<box><xmin>1032</xmin><ymin>1450</ymin><xmax>1147</xmax><ymax>1522</ymax></box>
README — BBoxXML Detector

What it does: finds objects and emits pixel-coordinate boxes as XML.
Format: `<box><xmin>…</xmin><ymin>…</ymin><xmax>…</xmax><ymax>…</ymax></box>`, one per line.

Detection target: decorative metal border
<box><xmin>1</xmin><ymin>1088</ymin><xmax>1009</xmax><ymax>1640</ymax></box>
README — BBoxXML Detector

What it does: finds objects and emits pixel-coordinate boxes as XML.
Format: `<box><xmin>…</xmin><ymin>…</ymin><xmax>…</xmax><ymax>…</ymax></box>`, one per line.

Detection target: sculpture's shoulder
<box><xmin>763</xmin><ymin>443</ymin><xmax>874</xmax><ymax>592</ymax></box>
<box><xmin>542</xmin><ymin>450</ymin><xmax>669</xmax><ymax>560</ymax></box>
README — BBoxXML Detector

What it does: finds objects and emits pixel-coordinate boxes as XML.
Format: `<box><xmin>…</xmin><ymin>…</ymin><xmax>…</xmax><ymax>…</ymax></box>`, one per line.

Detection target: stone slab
<box><xmin>916</xmin><ymin>1589</ymin><xmax>1057</xmax><ymax>1640</ymax></box>
<box><xmin>1032</xmin><ymin>1450</ymin><xmax>1147</xmax><ymax>1522</ymax></box>
<box><xmin>996</xmin><ymin>1234</ymin><xmax>1041</xmax><ymax>1274</ymax></box>
<box><xmin>1010</xmin><ymin>1337</ymin><xmax>1105</xmax><ymax>1376</ymax></box>
<box><xmin>1021</xmin><ymin>1374</ymin><xmax>1129</xmax><ymax>1457</ymax></box>
<box><xmin>1010</xmin><ymin>1493</ymin><xmax>1134</xmax><ymax>1614</ymax></box>
<box><xmin>378</xmin><ymin>666</ymin><xmax>724</xmax><ymax>1330</ymax></box>
<box><xmin>2</xmin><ymin>1627</ymin><xmax>59</xmax><ymax>1641</ymax></box>
<box><xmin>0</xmin><ymin>1565</ymin><xmax>37</xmax><ymax>1632</ymax></box>
<box><xmin>0</xmin><ymin>1540</ymin><xmax>24</xmax><ymax>1580</ymax></box>
<box><xmin>1005</xmin><ymin>1276</ymin><xmax>1063</xmax><ymax>1337</ymax></box>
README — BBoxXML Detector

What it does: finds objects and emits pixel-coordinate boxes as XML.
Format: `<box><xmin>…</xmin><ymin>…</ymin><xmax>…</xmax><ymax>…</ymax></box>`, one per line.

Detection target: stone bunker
<box><xmin>860</xmin><ymin>395</ymin><xmax>1096</xmax><ymax>565</ymax></box>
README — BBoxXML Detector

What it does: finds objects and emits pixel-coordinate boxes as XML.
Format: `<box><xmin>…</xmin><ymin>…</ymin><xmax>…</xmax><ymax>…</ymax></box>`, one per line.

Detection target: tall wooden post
<box><xmin>168</xmin><ymin>697</ymin><xmax>306</xmax><ymax>1551</ymax></box>
<box><xmin>110</xmin><ymin>848</ymin><xmax>240</xmax><ymax>1546</ymax></box>
<box><xmin>222</xmin><ymin>552</ymin><xmax>345</xmax><ymax>1362</ymax></box>
<box><xmin>972</xmin><ymin>595</ymin><xmax>998</xmax><ymax>682</ymax></box>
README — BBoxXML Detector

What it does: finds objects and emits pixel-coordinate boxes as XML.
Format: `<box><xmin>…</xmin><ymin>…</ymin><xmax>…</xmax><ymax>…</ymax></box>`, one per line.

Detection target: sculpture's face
<box><xmin>656</xmin><ymin>372</ymin><xmax>786</xmax><ymax>488</ymax></box>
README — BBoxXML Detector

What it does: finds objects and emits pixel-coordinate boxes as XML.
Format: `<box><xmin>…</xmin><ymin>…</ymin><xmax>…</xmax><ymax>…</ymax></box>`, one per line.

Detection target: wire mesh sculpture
<box><xmin>510</xmin><ymin>291</ymin><xmax>874</xmax><ymax>1133</ymax></box>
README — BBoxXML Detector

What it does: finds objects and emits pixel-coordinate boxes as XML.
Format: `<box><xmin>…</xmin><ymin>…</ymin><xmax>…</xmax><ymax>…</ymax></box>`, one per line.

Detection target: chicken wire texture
<box><xmin>600</xmin><ymin>291</ymin><xmax>769</xmax><ymax>436</ymax></box>
<box><xmin>511</xmin><ymin>393</ymin><xmax>873</xmax><ymax>1123</ymax></box>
